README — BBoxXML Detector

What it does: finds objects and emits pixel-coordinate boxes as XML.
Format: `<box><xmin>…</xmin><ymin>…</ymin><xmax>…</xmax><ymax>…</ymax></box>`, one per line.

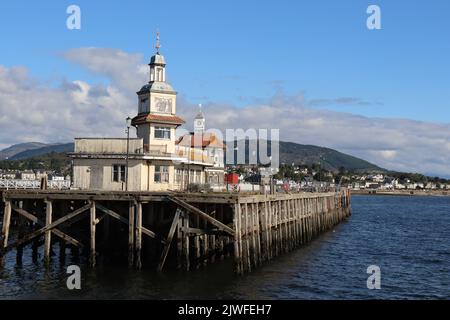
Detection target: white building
<box><xmin>19</xmin><ymin>171</ymin><xmax>36</xmax><ymax>181</ymax></box>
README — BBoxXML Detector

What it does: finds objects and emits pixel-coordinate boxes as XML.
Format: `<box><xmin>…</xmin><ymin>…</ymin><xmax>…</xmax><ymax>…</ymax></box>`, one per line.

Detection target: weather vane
<box><xmin>155</xmin><ymin>30</ymin><xmax>161</xmax><ymax>54</ymax></box>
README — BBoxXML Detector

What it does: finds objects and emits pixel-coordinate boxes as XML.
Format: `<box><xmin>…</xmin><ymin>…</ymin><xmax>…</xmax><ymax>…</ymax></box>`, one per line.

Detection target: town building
<box><xmin>70</xmin><ymin>34</ymin><xmax>225</xmax><ymax>191</ymax></box>
<box><xmin>176</xmin><ymin>107</ymin><xmax>225</xmax><ymax>190</ymax></box>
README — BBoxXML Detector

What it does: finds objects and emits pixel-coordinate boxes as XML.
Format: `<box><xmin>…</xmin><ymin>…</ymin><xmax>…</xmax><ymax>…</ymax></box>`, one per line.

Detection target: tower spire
<box><xmin>155</xmin><ymin>31</ymin><xmax>161</xmax><ymax>54</ymax></box>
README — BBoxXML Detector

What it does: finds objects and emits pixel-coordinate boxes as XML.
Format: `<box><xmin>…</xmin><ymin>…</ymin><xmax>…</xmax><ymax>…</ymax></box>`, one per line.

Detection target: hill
<box><xmin>0</xmin><ymin>152</ymin><xmax>71</xmax><ymax>175</ymax></box>
<box><xmin>0</xmin><ymin>142</ymin><xmax>48</xmax><ymax>160</ymax></box>
<box><xmin>1</xmin><ymin>140</ymin><xmax>383</xmax><ymax>173</ymax></box>
<box><xmin>228</xmin><ymin>140</ymin><xmax>384</xmax><ymax>173</ymax></box>
<box><xmin>279</xmin><ymin>141</ymin><xmax>383</xmax><ymax>172</ymax></box>
<box><xmin>10</xmin><ymin>143</ymin><xmax>74</xmax><ymax>160</ymax></box>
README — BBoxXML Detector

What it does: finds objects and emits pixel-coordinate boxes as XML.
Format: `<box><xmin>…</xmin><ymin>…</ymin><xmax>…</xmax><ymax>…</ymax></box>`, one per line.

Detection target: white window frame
<box><xmin>154</xmin><ymin>127</ymin><xmax>171</xmax><ymax>140</ymax></box>
<box><xmin>154</xmin><ymin>165</ymin><xmax>169</xmax><ymax>183</ymax></box>
<box><xmin>113</xmin><ymin>164</ymin><xmax>126</xmax><ymax>182</ymax></box>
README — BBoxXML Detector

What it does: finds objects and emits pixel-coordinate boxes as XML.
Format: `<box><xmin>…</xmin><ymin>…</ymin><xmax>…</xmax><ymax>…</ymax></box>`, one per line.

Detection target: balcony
<box><xmin>144</xmin><ymin>144</ymin><xmax>168</xmax><ymax>155</ymax></box>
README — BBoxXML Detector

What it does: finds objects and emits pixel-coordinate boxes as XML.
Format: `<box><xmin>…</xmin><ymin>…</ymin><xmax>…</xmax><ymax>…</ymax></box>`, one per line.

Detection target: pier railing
<box><xmin>0</xmin><ymin>179</ymin><xmax>71</xmax><ymax>190</ymax></box>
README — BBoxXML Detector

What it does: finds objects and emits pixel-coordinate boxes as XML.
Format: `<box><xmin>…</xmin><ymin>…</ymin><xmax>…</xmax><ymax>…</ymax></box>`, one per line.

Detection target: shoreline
<box><xmin>351</xmin><ymin>189</ymin><xmax>450</xmax><ymax>197</ymax></box>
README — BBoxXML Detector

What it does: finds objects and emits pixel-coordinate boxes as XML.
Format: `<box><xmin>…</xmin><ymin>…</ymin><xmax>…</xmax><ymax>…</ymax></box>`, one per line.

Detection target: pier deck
<box><xmin>0</xmin><ymin>190</ymin><xmax>351</xmax><ymax>274</ymax></box>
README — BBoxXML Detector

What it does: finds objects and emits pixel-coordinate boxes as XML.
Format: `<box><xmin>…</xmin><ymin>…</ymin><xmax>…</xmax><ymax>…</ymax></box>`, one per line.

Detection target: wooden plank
<box><xmin>176</xmin><ymin>216</ymin><xmax>182</xmax><ymax>270</ymax></box>
<box><xmin>96</xmin><ymin>203</ymin><xmax>128</xmax><ymax>225</ymax></box>
<box><xmin>44</xmin><ymin>200</ymin><xmax>53</xmax><ymax>263</ymax></box>
<box><xmin>254</xmin><ymin>202</ymin><xmax>261</xmax><ymax>266</ymax></box>
<box><xmin>96</xmin><ymin>202</ymin><xmax>163</xmax><ymax>244</ymax></box>
<box><xmin>157</xmin><ymin>208</ymin><xmax>182</xmax><ymax>272</ymax></box>
<box><xmin>233</xmin><ymin>203</ymin><xmax>242</xmax><ymax>275</ymax></box>
<box><xmin>11</xmin><ymin>204</ymin><xmax>83</xmax><ymax>248</ymax></box>
<box><xmin>250</xmin><ymin>203</ymin><xmax>257</xmax><ymax>268</ymax></box>
<box><xmin>6</xmin><ymin>203</ymin><xmax>91</xmax><ymax>252</ymax></box>
<box><xmin>183</xmin><ymin>212</ymin><xmax>190</xmax><ymax>271</ymax></box>
<box><xmin>244</xmin><ymin>203</ymin><xmax>251</xmax><ymax>272</ymax></box>
<box><xmin>128</xmin><ymin>201</ymin><xmax>135</xmax><ymax>267</ymax></box>
<box><xmin>90</xmin><ymin>201</ymin><xmax>96</xmax><ymax>266</ymax></box>
<box><xmin>1</xmin><ymin>200</ymin><xmax>12</xmax><ymax>250</ymax></box>
<box><xmin>16</xmin><ymin>201</ymin><xmax>25</xmax><ymax>264</ymax></box>
<box><xmin>135</xmin><ymin>201</ymin><xmax>142</xmax><ymax>269</ymax></box>
<box><xmin>167</xmin><ymin>196</ymin><xmax>235</xmax><ymax>236</ymax></box>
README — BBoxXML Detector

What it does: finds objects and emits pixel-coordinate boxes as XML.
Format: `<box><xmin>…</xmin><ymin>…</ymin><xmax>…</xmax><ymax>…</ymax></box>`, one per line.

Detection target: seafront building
<box><xmin>70</xmin><ymin>35</ymin><xmax>226</xmax><ymax>191</ymax></box>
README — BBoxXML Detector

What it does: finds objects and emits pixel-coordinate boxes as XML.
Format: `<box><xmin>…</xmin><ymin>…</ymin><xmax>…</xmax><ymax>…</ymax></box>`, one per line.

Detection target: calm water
<box><xmin>0</xmin><ymin>195</ymin><xmax>449</xmax><ymax>300</ymax></box>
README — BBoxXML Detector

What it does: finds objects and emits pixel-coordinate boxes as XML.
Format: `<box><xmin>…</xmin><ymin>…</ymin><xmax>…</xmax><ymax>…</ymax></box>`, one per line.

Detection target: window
<box><xmin>195</xmin><ymin>170</ymin><xmax>201</xmax><ymax>183</ymax></box>
<box><xmin>140</xmin><ymin>97</ymin><xmax>149</xmax><ymax>112</ymax></box>
<box><xmin>155</xmin><ymin>165</ymin><xmax>169</xmax><ymax>183</ymax></box>
<box><xmin>155</xmin><ymin>127</ymin><xmax>171</xmax><ymax>139</ymax></box>
<box><xmin>113</xmin><ymin>165</ymin><xmax>126</xmax><ymax>182</ymax></box>
<box><xmin>175</xmin><ymin>168</ymin><xmax>183</xmax><ymax>184</ymax></box>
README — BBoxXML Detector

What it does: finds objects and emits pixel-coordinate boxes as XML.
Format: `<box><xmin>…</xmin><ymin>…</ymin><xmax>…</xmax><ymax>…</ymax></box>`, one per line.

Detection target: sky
<box><xmin>0</xmin><ymin>0</ymin><xmax>450</xmax><ymax>177</ymax></box>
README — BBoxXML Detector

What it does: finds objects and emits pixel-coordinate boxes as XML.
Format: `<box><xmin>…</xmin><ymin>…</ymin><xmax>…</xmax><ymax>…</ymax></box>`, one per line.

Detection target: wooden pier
<box><xmin>0</xmin><ymin>190</ymin><xmax>351</xmax><ymax>275</ymax></box>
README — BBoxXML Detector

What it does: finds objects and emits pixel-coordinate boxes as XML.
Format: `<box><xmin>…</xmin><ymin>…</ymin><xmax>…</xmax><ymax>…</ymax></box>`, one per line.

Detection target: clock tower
<box><xmin>194</xmin><ymin>104</ymin><xmax>205</xmax><ymax>135</ymax></box>
<box><xmin>132</xmin><ymin>33</ymin><xmax>185</xmax><ymax>153</ymax></box>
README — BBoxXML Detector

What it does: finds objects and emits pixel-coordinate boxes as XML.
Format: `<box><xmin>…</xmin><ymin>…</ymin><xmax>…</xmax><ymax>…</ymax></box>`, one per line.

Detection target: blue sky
<box><xmin>1</xmin><ymin>0</ymin><xmax>450</xmax><ymax>176</ymax></box>
<box><xmin>1</xmin><ymin>0</ymin><xmax>450</xmax><ymax>122</ymax></box>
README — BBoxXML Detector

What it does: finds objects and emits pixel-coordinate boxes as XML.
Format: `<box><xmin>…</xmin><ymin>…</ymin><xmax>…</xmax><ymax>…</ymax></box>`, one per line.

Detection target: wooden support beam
<box><xmin>233</xmin><ymin>203</ymin><xmax>242</xmax><ymax>275</ymax></box>
<box><xmin>11</xmin><ymin>204</ymin><xmax>83</xmax><ymax>248</ymax></box>
<box><xmin>157</xmin><ymin>208</ymin><xmax>182</xmax><ymax>272</ymax></box>
<box><xmin>128</xmin><ymin>201</ymin><xmax>135</xmax><ymax>267</ymax></box>
<box><xmin>90</xmin><ymin>201</ymin><xmax>96</xmax><ymax>267</ymax></box>
<box><xmin>135</xmin><ymin>201</ymin><xmax>142</xmax><ymax>269</ymax></box>
<box><xmin>96</xmin><ymin>203</ymin><xmax>128</xmax><ymax>225</ymax></box>
<box><xmin>182</xmin><ymin>212</ymin><xmax>190</xmax><ymax>271</ymax></box>
<box><xmin>176</xmin><ymin>217</ymin><xmax>182</xmax><ymax>270</ymax></box>
<box><xmin>167</xmin><ymin>196</ymin><xmax>234</xmax><ymax>236</ymax></box>
<box><xmin>44</xmin><ymin>200</ymin><xmax>53</xmax><ymax>264</ymax></box>
<box><xmin>96</xmin><ymin>203</ymin><xmax>164</xmax><ymax>244</ymax></box>
<box><xmin>5</xmin><ymin>203</ymin><xmax>91</xmax><ymax>252</ymax></box>
<box><xmin>16</xmin><ymin>201</ymin><xmax>25</xmax><ymax>265</ymax></box>
<box><xmin>1</xmin><ymin>200</ymin><xmax>12</xmax><ymax>250</ymax></box>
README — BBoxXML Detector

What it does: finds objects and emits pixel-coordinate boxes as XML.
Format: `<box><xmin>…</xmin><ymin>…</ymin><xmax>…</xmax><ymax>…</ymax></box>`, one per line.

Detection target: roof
<box><xmin>195</xmin><ymin>110</ymin><xmax>205</xmax><ymax>120</ymax></box>
<box><xmin>132</xmin><ymin>113</ymin><xmax>185</xmax><ymax>126</ymax></box>
<box><xmin>176</xmin><ymin>132</ymin><xmax>226</xmax><ymax>149</ymax></box>
<box><xmin>149</xmin><ymin>53</ymin><xmax>166</xmax><ymax>66</ymax></box>
<box><xmin>137</xmin><ymin>82</ymin><xmax>175</xmax><ymax>94</ymax></box>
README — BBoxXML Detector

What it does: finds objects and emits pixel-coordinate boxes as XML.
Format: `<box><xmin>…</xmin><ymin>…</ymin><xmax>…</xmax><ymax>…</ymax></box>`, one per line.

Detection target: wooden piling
<box><xmin>183</xmin><ymin>212</ymin><xmax>190</xmax><ymax>271</ymax></box>
<box><xmin>89</xmin><ymin>201</ymin><xmax>96</xmax><ymax>267</ymax></box>
<box><xmin>135</xmin><ymin>201</ymin><xmax>142</xmax><ymax>269</ymax></box>
<box><xmin>233</xmin><ymin>203</ymin><xmax>242</xmax><ymax>275</ymax></box>
<box><xmin>128</xmin><ymin>201</ymin><xmax>135</xmax><ymax>267</ymax></box>
<box><xmin>44</xmin><ymin>199</ymin><xmax>52</xmax><ymax>264</ymax></box>
<box><xmin>0</xmin><ymin>189</ymin><xmax>350</xmax><ymax>275</ymax></box>
<box><xmin>1</xmin><ymin>200</ymin><xmax>12</xmax><ymax>251</ymax></box>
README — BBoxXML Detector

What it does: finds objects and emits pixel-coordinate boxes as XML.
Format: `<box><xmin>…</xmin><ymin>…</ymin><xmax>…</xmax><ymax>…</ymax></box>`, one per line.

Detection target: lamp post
<box><xmin>125</xmin><ymin>116</ymin><xmax>132</xmax><ymax>191</ymax></box>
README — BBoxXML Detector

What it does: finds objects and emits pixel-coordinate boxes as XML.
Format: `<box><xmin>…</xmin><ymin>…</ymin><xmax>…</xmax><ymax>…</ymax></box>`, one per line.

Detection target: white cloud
<box><xmin>0</xmin><ymin>48</ymin><xmax>449</xmax><ymax>177</ymax></box>
<box><xmin>177</xmin><ymin>94</ymin><xmax>450</xmax><ymax>177</ymax></box>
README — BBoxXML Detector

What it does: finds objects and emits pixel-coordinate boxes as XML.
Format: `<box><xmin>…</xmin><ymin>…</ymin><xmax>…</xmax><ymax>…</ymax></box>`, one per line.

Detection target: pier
<box><xmin>0</xmin><ymin>190</ymin><xmax>351</xmax><ymax>275</ymax></box>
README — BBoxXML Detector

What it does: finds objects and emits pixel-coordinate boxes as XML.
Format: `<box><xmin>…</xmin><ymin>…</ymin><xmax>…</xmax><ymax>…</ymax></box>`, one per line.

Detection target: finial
<box><xmin>155</xmin><ymin>31</ymin><xmax>161</xmax><ymax>54</ymax></box>
<box><xmin>198</xmin><ymin>103</ymin><xmax>202</xmax><ymax>111</ymax></box>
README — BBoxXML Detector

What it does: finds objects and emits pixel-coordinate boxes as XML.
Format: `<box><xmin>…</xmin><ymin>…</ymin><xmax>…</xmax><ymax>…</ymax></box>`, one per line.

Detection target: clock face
<box><xmin>196</xmin><ymin>120</ymin><xmax>202</xmax><ymax>126</ymax></box>
<box><xmin>155</xmin><ymin>97</ymin><xmax>172</xmax><ymax>113</ymax></box>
